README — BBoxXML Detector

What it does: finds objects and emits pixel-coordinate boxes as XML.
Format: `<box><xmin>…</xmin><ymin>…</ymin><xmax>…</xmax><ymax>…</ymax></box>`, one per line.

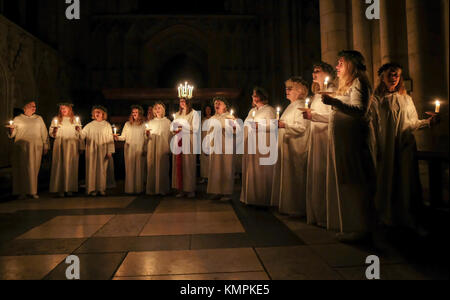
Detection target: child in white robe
<box><xmin>49</xmin><ymin>103</ymin><xmax>82</xmax><ymax>197</ymax></box>
<box><xmin>79</xmin><ymin>106</ymin><xmax>115</xmax><ymax>196</ymax></box>
<box><xmin>7</xmin><ymin>101</ymin><xmax>49</xmax><ymax>199</ymax></box>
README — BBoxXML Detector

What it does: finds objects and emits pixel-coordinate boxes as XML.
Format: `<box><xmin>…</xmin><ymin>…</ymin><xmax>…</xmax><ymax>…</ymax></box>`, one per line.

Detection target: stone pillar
<box><xmin>379</xmin><ymin>0</ymin><xmax>409</xmax><ymax>75</ymax></box>
<box><xmin>280</xmin><ymin>0</ymin><xmax>292</xmax><ymax>80</ymax></box>
<box><xmin>406</xmin><ymin>0</ymin><xmax>448</xmax><ymax>151</ymax></box>
<box><xmin>319</xmin><ymin>0</ymin><xmax>349</xmax><ymax>64</ymax></box>
<box><xmin>351</xmin><ymin>0</ymin><xmax>374</xmax><ymax>85</ymax></box>
<box><xmin>371</xmin><ymin>21</ymin><xmax>381</xmax><ymax>87</ymax></box>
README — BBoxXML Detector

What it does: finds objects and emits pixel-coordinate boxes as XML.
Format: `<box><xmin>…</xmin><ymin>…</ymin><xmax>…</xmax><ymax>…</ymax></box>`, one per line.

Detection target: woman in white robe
<box><xmin>200</xmin><ymin>105</ymin><xmax>213</xmax><ymax>184</ymax></box>
<box><xmin>146</xmin><ymin>103</ymin><xmax>172</xmax><ymax>196</ymax></box>
<box><xmin>7</xmin><ymin>101</ymin><xmax>49</xmax><ymax>199</ymax></box>
<box><xmin>79</xmin><ymin>106</ymin><xmax>115</xmax><ymax>196</ymax></box>
<box><xmin>322</xmin><ymin>51</ymin><xmax>376</xmax><ymax>242</ymax></box>
<box><xmin>303</xmin><ymin>63</ymin><xmax>337</xmax><ymax>227</ymax></box>
<box><xmin>172</xmin><ymin>98</ymin><xmax>199</xmax><ymax>198</ymax></box>
<box><xmin>49</xmin><ymin>103</ymin><xmax>81</xmax><ymax>197</ymax></box>
<box><xmin>206</xmin><ymin>97</ymin><xmax>237</xmax><ymax>201</ymax></box>
<box><xmin>241</xmin><ymin>87</ymin><xmax>277</xmax><ymax>207</ymax></box>
<box><xmin>271</xmin><ymin>77</ymin><xmax>310</xmax><ymax>216</ymax></box>
<box><xmin>114</xmin><ymin>106</ymin><xmax>146</xmax><ymax>194</ymax></box>
<box><xmin>373</xmin><ymin>63</ymin><xmax>437</xmax><ymax>230</ymax></box>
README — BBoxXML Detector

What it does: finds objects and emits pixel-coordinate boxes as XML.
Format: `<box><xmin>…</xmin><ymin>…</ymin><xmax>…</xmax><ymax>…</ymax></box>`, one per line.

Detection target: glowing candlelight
<box><xmin>54</xmin><ymin>118</ymin><xmax>58</xmax><ymax>127</ymax></box>
<box><xmin>305</xmin><ymin>98</ymin><xmax>310</xmax><ymax>109</ymax></box>
<box><xmin>324</xmin><ymin>77</ymin><xmax>329</xmax><ymax>90</ymax></box>
<box><xmin>230</xmin><ymin>109</ymin><xmax>234</xmax><ymax>117</ymax></box>
<box><xmin>75</xmin><ymin>116</ymin><xmax>81</xmax><ymax>125</ymax></box>
<box><xmin>9</xmin><ymin>120</ymin><xmax>13</xmax><ymax>127</ymax></box>
<box><xmin>173</xmin><ymin>114</ymin><xmax>176</xmax><ymax>120</ymax></box>
<box><xmin>277</xmin><ymin>107</ymin><xmax>281</xmax><ymax>121</ymax></box>
<box><xmin>252</xmin><ymin>111</ymin><xmax>256</xmax><ymax>119</ymax></box>
<box><xmin>435</xmin><ymin>100</ymin><xmax>441</xmax><ymax>113</ymax></box>
<box><xmin>112</xmin><ymin>125</ymin><xmax>117</xmax><ymax>135</ymax></box>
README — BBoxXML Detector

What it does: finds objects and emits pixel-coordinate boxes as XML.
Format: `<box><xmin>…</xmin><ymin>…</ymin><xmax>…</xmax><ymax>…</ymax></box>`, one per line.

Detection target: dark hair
<box><xmin>203</xmin><ymin>104</ymin><xmax>213</xmax><ymax>118</ymax></box>
<box><xmin>253</xmin><ymin>86</ymin><xmax>269</xmax><ymax>104</ymax></box>
<box><xmin>178</xmin><ymin>98</ymin><xmax>193</xmax><ymax>115</ymax></box>
<box><xmin>212</xmin><ymin>96</ymin><xmax>231</xmax><ymax>109</ymax></box>
<box><xmin>313</xmin><ymin>62</ymin><xmax>337</xmax><ymax>80</ymax></box>
<box><xmin>375</xmin><ymin>63</ymin><xmax>407</xmax><ymax>97</ymax></box>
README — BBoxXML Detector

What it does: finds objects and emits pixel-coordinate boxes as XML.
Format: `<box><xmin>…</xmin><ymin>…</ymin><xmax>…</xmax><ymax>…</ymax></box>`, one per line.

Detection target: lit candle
<box><xmin>145</xmin><ymin>123</ymin><xmax>150</xmax><ymax>131</ymax></box>
<box><xmin>113</xmin><ymin>125</ymin><xmax>117</xmax><ymax>135</ymax></box>
<box><xmin>324</xmin><ymin>77</ymin><xmax>329</xmax><ymax>91</ymax></box>
<box><xmin>75</xmin><ymin>116</ymin><xmax>80</xmax><ymax>125</ymax></box>
<box><xmin>173</xmin><ymin>114</ymin><xmax>176</xmax><ymax>120</ymax></box>
<box><xmin>277</xmin><ymin>107</ymin><xmax>281</xmax><ymax>120</ymax></box>
<box><xmin>9</xmin><ymin>120</ymin><xmax>13</xmax><ymax>127</ymax></box>
<box><xmin>305</xmin><ymin>98</ymin><xmax>310</xmax><ymax>109</ymax></box>
<box><xmin>252</xmin><ymin>111</ymin><xmax>256</xmax><ymax>119</ymax></box>
<box><xmin>435</xmin><ymin>100</ymin><xmax>441</xmax><ymax>114</ymax></box>
<box><xmin>230</xmin><ymin>109</ymin><xmax>234</xmax><ymax>117</ymax></box>
<box><xmin>54</xmin><ymin>118</ymin><xmax>58</xmax><ymax>127</ymax></box>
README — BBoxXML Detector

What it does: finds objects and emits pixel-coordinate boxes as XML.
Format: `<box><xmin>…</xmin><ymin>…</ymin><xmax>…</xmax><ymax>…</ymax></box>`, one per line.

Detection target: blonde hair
<box><xmin>91</xmin><ymin>109</ymin><xmax>108</xmax><ymax>121</ymax></box>
<box><xmin>336</xmin><ymin>51</ymin><xmax>372</xmax><ymax>96</ymax></box>
<box><xmin>57</xmin><ymin>105</ymin><xmax>75</xmax><ymax>124</ymax></box>
<box><xmin>128</xmin><ymin>106</ymin><xmax>145</xmax><ymax>125</ymax></box>
<box><xmin>285</xmin><ymin>77</ymin><xmax>309</xmax><ymax>100</ymax></box>
<box><xmin>153</xmin><ymin>103</ymin><xmax>166</xmax><ymax>118</ymax></box>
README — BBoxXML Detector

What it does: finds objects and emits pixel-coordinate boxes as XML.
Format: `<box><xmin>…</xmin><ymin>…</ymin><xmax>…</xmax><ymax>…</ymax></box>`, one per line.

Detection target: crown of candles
<box><xmin>178</xmin><ymin>82</ymin><xmax>194</xmax><ymax>99</ymax></box>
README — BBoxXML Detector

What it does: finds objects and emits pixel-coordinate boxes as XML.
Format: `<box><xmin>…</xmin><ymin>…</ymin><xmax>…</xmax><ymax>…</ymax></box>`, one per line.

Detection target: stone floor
<box><xmin>0</xmin><ymin>182</ymin><xmax>448</xmax><ymax>280</ymax></box>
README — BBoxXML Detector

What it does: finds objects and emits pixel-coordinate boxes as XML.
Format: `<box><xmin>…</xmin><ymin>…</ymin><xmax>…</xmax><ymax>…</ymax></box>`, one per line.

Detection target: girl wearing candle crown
<box><xmin>146</xmin><ymin>103</ymin><xmax>172</xmax><ymax>196</ymax></box>
<box><xmin>172</xmin><ymin>97</ymin><xmax>198</xmax><ymax>199</ymax></box>
<box><xmin>321</xmin><ymin>50</ymin><xmax>376</xmax><ymax>242</ymax></box>
<box><xmin>241</xmin><ymin>87</ymin><xmax>276</xmax><ymax>207</ymax></box>
<box><xmin>271</xmin><ymin>77</ymin><xmax>310</xmax><ymax>216</ymax></box>
<box><xmin>78</xmin><ymin>106</ymin><xmax>115</xmax><ymax>196</ymax></box>
<box><xmin>373</xmin><ymin>63</ymin><xmax>439</xmax><ymax>231</ymax></box>
<box><xmin>114</xmin><ymin>105</ymin><xmax>147</xmax><ymax>195</ymax></box>
<box><xmin>303</xmin><ymin>62</ymin><xmax>337</xmax><ymax>227</ymax></box>
<box><xmin>206</xmin><ymin>96</ymin><xmax>238</xmax><ymax>201</ymax></box>
<box><xmin>49</xmin><ymin>102</ymin><xmax>82</xmax><ymax>197</ymax></box>
<box><xmin>7</xmin><ymin>100</ymin><xmax>49</xmax><ymax>200</ymax></box>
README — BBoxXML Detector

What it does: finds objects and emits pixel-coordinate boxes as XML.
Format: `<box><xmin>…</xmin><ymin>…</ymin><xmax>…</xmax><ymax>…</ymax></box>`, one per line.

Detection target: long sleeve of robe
<box><xmin>206</xmin><ymin>112</ymin><xmax>236</xmax><ymax>196</ymax></box>
<box><xmin>171</xmin><ymin>110</ymin><xmax>198</xmax><ymax>193</ymax></box>
<box><xmin>327</xmin><ymin>78</ymin><xmax>376</xmax><ymax>234</ymax></box>
<box><xmin>146</xmin><ymin>117</ymin><xmax>172</xmax><ymax>195</ymax></box>
<box><xmin>117</xmin><ymin>122</ymin><xmax>146</xmax><ymax>194</ymax></box>
<box><xmin>241</xmin><ymin>105</ymin><xmax>276</xmax><ymax>206</ymax></box>
<box><xmin>271</xmin><ymin>100</ymin><xmax>309</xmax><ymax>216</ymax></box>
<box><xmin>374</xmin><ymin>92</ymin><xmax>429</xmax><ymax>229</ymax></box>
<box><xmin>49</xmin><ymin>117</ymin><xmax>80</xmax><ymax>193</ymax></box>
<box><xmin>306</xmin><ymin>92</ymin><xmax>335</xmax><ymax>226</ymax></box>
<box><xmin>80</xmin><ymin>120</ymin><xmax>115</xmax><ymax>194</ymax></box>
<box><xmin>200</xmin><ymin>118</ymin><xmax>211</xmax><ymax>179</ymax></box>
<box><xmin>8</xmin><ymin>114</ymin><xmax>49</xmax><ymax>196</ymax></box>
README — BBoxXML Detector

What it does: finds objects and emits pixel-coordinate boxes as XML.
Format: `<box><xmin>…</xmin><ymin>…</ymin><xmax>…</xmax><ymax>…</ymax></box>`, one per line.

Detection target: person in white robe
<box><xmin>78</xmin><ymin>106</ymin><xmax>115</xmax><ymax>196</ymax></box>
<box><xmin>146</xmin><ymin>103</ymin><xmax>172</xmax><ymax>196</ymax></box>
<box><xmin>271</xmin><ymin>77</ymin><xmax>310</xmax><ymax>217</ymax></box>
<box><xmin>200</xmin><ymin>105</ymin><xmax>213</xmax><ymax>184</ymax></box>
<box><xmin>241</xmin><ymin>87</ymin><xmax>277</xmax><ymax>207</ymax></box>
<box><xmin>206</xmin><ymin>97</ymin><xmax>237</xmax><ymax>201</ymax></box>
<box><xmin>303</xmin><ymin>63</ymin><xmax>337</xmax><ymax>227</ymax></box>
<box><xmin>321</xmin><ymin>51</ymin><xmax>377</xmax><ymax>242</ymax></box>
<box><xmin>7</xmin><ymin>101</ymin><xmax>49</xmax><ymax>199</ymax></box>
<box><xmin>373</xmin><ymin>63</ymin><xmax>438</xmax><ymax>230</ymax></box>
<box><xmin>114</xmin><ymin>105</ymin><xmax>146</xmax><ymax>195</ymax></box>
<box><xmin>172</xmin><ymin>98</ymin><xmax>199</xmax><ymax>198</ymax></box>
<box><xmin>49</xmin><ymin>103</ymin><xmax>82</xmax><ymax>197</ymax></box>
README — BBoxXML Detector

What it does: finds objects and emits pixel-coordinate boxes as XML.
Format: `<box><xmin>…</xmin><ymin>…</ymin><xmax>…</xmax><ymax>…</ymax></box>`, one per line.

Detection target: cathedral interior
<box><xmin>0</xmin><ymin>0</ymin><xmax>448</xmax><ymax>281</ymax></box>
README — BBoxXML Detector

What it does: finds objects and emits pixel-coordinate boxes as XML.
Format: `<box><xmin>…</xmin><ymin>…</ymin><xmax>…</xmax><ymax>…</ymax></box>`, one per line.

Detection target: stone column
<box><xmin>351</xmin><ymin>0</ymin><xmax>374</xmax><ymax>85</ymax></box>
<box><xmin>319</xmin><ymin>0</ymin><xmax>349</xmax><ymax>64</ymax></box>
<box><xmin>379</xmin><ymin>0</ymin><xmax>409</xmax><ymax>75</ymax></box>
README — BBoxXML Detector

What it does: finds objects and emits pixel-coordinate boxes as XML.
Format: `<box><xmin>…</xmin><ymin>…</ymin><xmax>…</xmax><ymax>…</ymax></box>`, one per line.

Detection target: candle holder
<box><xmin>178</xmin><ymin>82</ymin><xmax>194</xmax><ymax>99</ymax></box>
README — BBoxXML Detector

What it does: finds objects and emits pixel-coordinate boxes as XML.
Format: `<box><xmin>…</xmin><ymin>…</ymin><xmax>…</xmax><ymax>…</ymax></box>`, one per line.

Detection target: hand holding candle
<box><xmin>276</xmin><ymin>107</ymin><xmax>281</xmax><ymax>121</ymax></box>
<box><xmin>324</xmin><ymin>77</ymin><xmax>329</xmax><ymax>91</ymax></box>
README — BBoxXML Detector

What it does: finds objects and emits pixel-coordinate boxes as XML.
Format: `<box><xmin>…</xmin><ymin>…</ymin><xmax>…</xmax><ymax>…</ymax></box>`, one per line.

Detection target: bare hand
<box><xmin>146</xmin><ymin>131</ymin><xmax>151</xmax><ymax>138</ymax></box>
<box><xmin>43</xmin><ymin>149</ymin><xmax>48</xmax><ymax>156</ymax></box>
<box><xmin>113</xmin><ymin>135</ymin><xmax>119</xmax><ymax>142</ymax></box>
<box><xmin>425</xmin><ymin>112</ymin><xmax>441</xmax><ymax>127</ymax></box>
<box><xmin>75</xmin><ymin>126</ymin><xmax>81</xmax><ymax>132</ymax></box>
<box><xmin>105</xmin><ymin>153</ymin><xmax>112</xmax><ymax>160</ymax></box>
<box><xmin>278</xmin><ymin>121</ymin><xmax>286</xmax><ymax>129</ymax></box>
<box><xmin>8</xmin><ymin>127</ymin><xmax>14</xmax><ymax>135</ymax></box>
<box><xmin>303</xmin><ymin>110</ymin><xmax>313</xmax><ymax>120</ymax></box>
<box><xmin>52</xmin><ymin>127</ymin><xmax>58</xmax><ymax>136</ymax></box>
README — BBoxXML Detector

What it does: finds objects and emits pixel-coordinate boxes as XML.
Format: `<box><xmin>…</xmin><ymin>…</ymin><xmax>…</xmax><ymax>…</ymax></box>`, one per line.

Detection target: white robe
<box><xmin>200</xmin><ymin>118</ymin><xmax>211</xmax><ymax>179</ymax></box>
<box><xmin>374</xmin><ymin>92</ymin><xmax>429</xmax><ymax>229</ymax></box>
<box><xmin>327</xmin><ymin>78</ymin><xmax>376</xmax><ymax>234</ymax></box>
<box><xmin>146</xmin><ymin>117</ymin><xmax>172</xmax><ymax>195</ymax></box>
<box><xmin>49</xmin><ymin>117</ymin><xmax>81</xmax><ymax>193</ymax></box>
<box><xmin>306</xmin><ymin>90</ymin><xmax>335</xmax><ymax>226</ymax></box>
<box><xmin>172</xmin><ymin>110</ymin><xmax>198</xmax><ymax>193</ymax></box>
<box><xmin>241</xmin><ymin>105</ymin><xmax>276</xmax><ymax>206</ymax></box>
<box><xmin>271</xmin><ymin>100</ymin><xmax>309</xmax><ymax>216</ymax></box>
<box><xmin>118</xmin><ymin>121</ymin><xmax>146</xmax><ymax>194</ymax></box>
<box><xmin>8</xmin><ymin>114</ymin><xmax>49</xmax><ymax>196</ymax></box>
<box><xmin>207</xmin><ymin>112</ymin><xmax>236</xmax><ymax>196</ymax></box>
<box><xmin>80</xmin><ymin>120</ymin><xmax>115</xmax><ymax>194</ymax></box>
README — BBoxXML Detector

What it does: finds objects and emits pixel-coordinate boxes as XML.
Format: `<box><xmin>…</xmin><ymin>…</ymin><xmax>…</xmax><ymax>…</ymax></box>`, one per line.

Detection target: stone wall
<box><xmin>0</xmin><ymin>15</ymin><xmax>73</xmax><ymax>168</ymax></box>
